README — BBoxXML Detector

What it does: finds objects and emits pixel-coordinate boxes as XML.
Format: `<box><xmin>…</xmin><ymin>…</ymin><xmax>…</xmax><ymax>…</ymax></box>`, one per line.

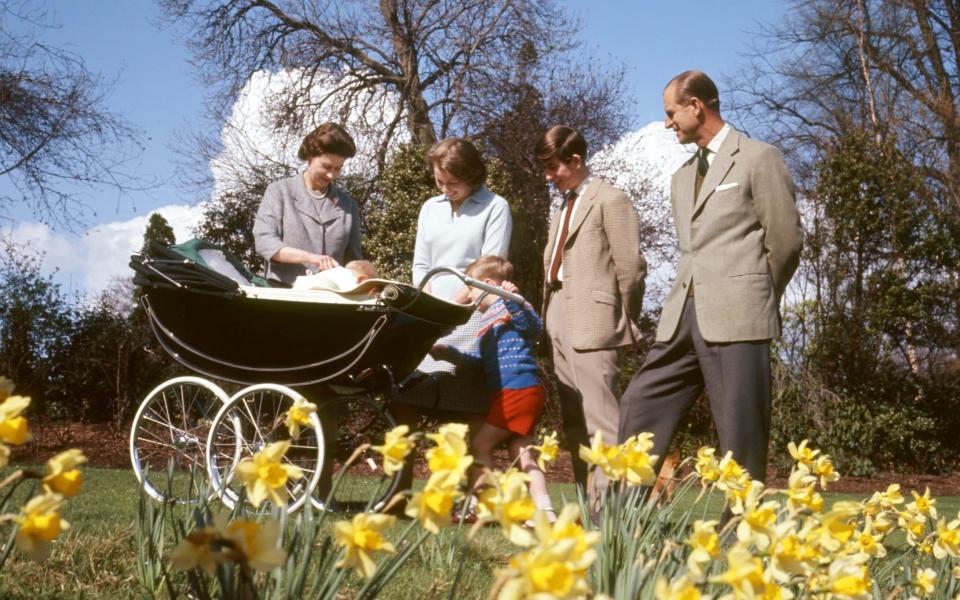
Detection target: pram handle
<box><xmin>418</xmin><ymin>266</ymin><xmax>526</xmax><ymax>305</ymax></box>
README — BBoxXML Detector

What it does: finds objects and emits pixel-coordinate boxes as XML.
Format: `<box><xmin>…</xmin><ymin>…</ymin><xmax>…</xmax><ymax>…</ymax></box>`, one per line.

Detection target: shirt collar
<box><xmin>442</xmin><ymin>184</ymin><xmax>491</xmax><ymax>205</ymax></box>
<box><xmin>572</xmin><ymin>175</ymin><xmax>593</xmax><ymax>199</ymax></box>
<box><xmin>705</xmin><ymin>123</ymin><xmax>732</xmax><ymax>156</ymax></box>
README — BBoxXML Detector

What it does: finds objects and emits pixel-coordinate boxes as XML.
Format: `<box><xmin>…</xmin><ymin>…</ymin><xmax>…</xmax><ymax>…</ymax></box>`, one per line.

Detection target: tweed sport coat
<box><xmin>656</xmin><ymin>129</ymin><xmax>803</xmax><ymax>343</ymax></box>
<box><xmin>542</xmin><ymin>177</ymin><xmax>647</xmax><ymax>351</ymax></box>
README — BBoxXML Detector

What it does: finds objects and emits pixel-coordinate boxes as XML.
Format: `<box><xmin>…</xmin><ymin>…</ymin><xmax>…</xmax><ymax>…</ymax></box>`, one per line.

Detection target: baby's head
<box><xmin>345</xmin><ymin>260</ymin><xmax>379</xmax><ymax>283</ymax></box>
<box><xmin>465</xmin><ymin>256</ymin><xmax>513</xmax><ymax>307</ymax></box>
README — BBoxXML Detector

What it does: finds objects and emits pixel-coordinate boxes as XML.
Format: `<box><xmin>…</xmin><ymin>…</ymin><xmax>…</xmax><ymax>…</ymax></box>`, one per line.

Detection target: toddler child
<box><xmin>430</xmin><ymin>256</ymin><xmax>555</xmax><ymax>522</ymax></box>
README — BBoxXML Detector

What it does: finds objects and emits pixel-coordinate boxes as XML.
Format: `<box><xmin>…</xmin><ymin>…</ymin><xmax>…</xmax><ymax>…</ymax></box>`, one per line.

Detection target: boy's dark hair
<box><xmin>535</xmin><ymin>125</ymin><xmax>588</xmax><ymax>163</ymax></box>
<box><xmin>298</xmin><ymin>122</ymin><xmax>357</xmax><ymax>160</ymax></box>
<box><xmin>465</xmin><ymin>255</ymin><xmax>514</xmax><ymax>282</ymax></box>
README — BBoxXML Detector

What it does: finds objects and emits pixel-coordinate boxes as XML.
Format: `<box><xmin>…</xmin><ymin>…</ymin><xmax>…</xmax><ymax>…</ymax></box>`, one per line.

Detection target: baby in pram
<box><xmin>291</xmin><ymin>259</ymin><xmax>379</xmax><ymax>293</ymax></box>
<box><xmin>430</xmin><ymin>256</ymin><xmax>556</xmax><ymax>522</ymax></box>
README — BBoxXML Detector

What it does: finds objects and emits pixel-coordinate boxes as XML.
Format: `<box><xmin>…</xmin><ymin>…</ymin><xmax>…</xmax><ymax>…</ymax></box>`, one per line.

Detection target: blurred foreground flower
<box><xmin>0</xmin><ymin>393</ymin><xmax>31</xmax><ymax>447</ymax></box>
<box><xmin>371</xmin><ymin>425</ymin><xmax>418</xmax><ymax>476</ymax></box>
<box><xmin>42</xmin><ymin>449</ymin><xmax>87</xmax><ymax>497</ymax></box>
<box><xmin>13</xmin><ymin>492</ymin><xmax>69</xmax><ymax>562</ymax></box>
<box><xmin>235</xmin><ymin>440</ymin><xmax>303</xmax><ymax>507</ymax></box>
<box><xmin>169</xmin><ymin>515</ymin><xmax>285</xmax><ymax>573</ymax></box>
<box><xmin>334</xmin><ymin>512</ymin><xmax>396</xmax><ymax>578</ymax></box>
<box><xmin>283</xmin><ymin>397</ymin><xmax>317</xmax><ymax>439</ymax></box>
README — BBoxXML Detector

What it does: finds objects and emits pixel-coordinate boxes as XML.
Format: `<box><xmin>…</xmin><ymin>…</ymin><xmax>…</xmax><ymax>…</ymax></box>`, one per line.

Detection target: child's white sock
<box><xmin>534</xmin><ymin>494</ymin><xmax>556</xmax><ymax>521</ymax></box>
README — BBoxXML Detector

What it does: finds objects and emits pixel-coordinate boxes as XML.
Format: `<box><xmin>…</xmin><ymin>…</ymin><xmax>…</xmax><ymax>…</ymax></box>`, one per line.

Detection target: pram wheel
<box><xmin>205</xmin><ymin>383</ymin><xmax>324</xmax><ymax>513</ymax></box>
<box><xmin>311</xmin><ymin>395</ymin><xmax>400</xmax><ymax>513</ymax></box>
<box><xmin>129</xmin><ymin>376</ymin><xmax>229</xmax><ymax>504</ymax></box>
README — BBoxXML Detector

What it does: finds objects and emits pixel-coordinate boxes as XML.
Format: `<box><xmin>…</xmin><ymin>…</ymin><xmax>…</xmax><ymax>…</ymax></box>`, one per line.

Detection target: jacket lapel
<box><xmin>295</xmin><ymin>181</ymin><xmax>342</xmax><ymax>226</ymax></box>
<box><xmin>693</xmin><ymin>130</ymin><xmax>740</xmax><ymax>217</ymax></box>
<box><xmin>674</xmin><ymin>159</ymin><xmax>697</xmax><ymax>247</ymax></box>
<box><xmin>565</xmin><ymin>177</ymin><xmax>600</xmax><ymax>242</ymax></box>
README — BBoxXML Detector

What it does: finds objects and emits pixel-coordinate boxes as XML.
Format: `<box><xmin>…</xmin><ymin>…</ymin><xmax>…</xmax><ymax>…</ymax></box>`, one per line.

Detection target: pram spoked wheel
<box><xmin>129</xmin><ymin>376</ymin><xmax>229</xmax><ymax>503</ymax></box>
<box><xmin>206</xmin><ymin>383</ymin><xmax>324</xmax><ymax>513</ymax></box>
<box><xmin>312</xmin><ymin>395</ymin><xmax>401</xmax><ymax>513</ymax></box>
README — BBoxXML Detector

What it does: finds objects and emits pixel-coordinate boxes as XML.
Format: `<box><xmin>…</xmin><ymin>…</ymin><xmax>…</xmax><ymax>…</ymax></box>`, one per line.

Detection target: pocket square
<box><xmin>715</xmin><ymin>182</ymin><xmax>739</xmax><ymax>192</ymax></box>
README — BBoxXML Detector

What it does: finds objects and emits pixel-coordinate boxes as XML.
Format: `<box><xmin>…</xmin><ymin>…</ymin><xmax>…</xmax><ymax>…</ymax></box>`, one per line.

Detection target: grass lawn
<box><xmin>0</xmin><ymin>467</ymin><xmax>957</xmax><ymax>598</ymax></box>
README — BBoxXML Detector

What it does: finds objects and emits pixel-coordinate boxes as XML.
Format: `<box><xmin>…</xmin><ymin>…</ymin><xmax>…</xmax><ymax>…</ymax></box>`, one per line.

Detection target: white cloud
<box><xmin>2</xmin><ymin>204</ymin><xmax>204</xmax><ymax>299</ymax></box>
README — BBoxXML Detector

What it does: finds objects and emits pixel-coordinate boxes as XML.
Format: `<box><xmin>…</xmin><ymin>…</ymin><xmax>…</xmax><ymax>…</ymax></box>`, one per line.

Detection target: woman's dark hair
<box><xmin>535</xmin><ymin>125</ymin><xmax>588</xmax><ymax>164</ymax></box>
<box><xmin>298</xmin><ymin>122</ymin><xmax>357</xmax><ymax>160</ymax></box>
<box><xmin>426</xmin><ymin>138</ymin><xmax>487</xmax><ymax>187</ymax></box>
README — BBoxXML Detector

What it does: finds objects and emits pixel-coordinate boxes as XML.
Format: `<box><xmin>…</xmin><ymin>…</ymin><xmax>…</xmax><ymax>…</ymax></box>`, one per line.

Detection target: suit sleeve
<box><xmin>603</xmin><ymin>189</ymin><xmax>647</xmax><ymax>321</ymax></box>
<box><xmin>751</xmin><ymin>146</ymin><xmax>803</xmax><ymax>300</ymax></box>
<box><xmin>345</xmin><ymin>199</ymin><xmax>363</xmax><ymax>262</ymax></box>
<box><xmin>253</xmin><ymin>183</ymin><xmax>286</xmax><ymax>262</ymax></box>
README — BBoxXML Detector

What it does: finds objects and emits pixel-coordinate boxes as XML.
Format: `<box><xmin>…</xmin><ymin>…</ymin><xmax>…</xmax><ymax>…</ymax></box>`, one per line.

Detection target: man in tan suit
<box><xmin>536</xmin><ymin>125</ymin><xmax>646</xmax><ymax>510</ymax></box>
<box><xmin>619</xmin><ymin>71</ymin><xmax>803</xmax><ymax>483</ymax></box>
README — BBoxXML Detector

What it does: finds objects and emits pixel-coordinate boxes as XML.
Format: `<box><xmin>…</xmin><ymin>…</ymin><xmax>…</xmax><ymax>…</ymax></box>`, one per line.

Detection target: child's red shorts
<box><xmin>485</xmin><ymin>385</ymin><xmax>545</xmax><ymax>436</ymax></box>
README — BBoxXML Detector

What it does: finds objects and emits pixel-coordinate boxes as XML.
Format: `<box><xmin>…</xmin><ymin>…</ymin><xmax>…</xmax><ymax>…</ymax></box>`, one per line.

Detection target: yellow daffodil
<box><xmin>0</xmin><ymin>375</ymin><xmax>14</xmax><ymax>400</ymax></box>
<box><xmin>532</xmin><ymin>504</ymin><xmax>600</xmax><ymax>563</ymax></box>
<box><xmin>371</xmin><ymin>425</ymin><xmax>418</xmax><ymax>476</ymax></box>
<box><xmin>737</xmin><ymin>498</ymin><xmax>781</xmax><ymax>551</ymax></box>
<box><xmin>694</xmin><ymin>446</ymin><xmax>721</xmax><ymax>486</ymax></box>
<box><xmin>933</xmin><ymin>516</ymin><xmax>960</xmax><ymax>559</ymax></box>
<box><xmin>786</xmin><ymin>467</ymin><xmax>823</xmax><ymax>513</ymax></box>
<box><xmin>687</xmin><ymin>519</ymin><xmax>720</xmax><ymax>578</ymax></box>
<box><xmin>283</xmin><ymin>397</ymin><xmax>316</xmax><ymax>439</ymax></box>
<box><xmin>812</xmin><ymin>454</ymin><xmax>839</xmax><ymax>490</ymax></box>
<box><xmin>908</xmin><ymin>487</ymin><xmax>938</xmax><ymax>520</ymax></box>
<box><xmin>42</xmin><ymin>449</ymin><xmax>87</xmax><ymax>497</ymax></box>
<box><xmin>898</xmin><ymin>508</ymin><xmax>928</xmax><ymax>546</ymax></box>
<box><xmin>915</xmin><ymin>567</ymin><xmax>937</xmax><ymax>597</ymax></box>
<box><xmin>710</xmin><ymin>543</ymin><xmax>767</xmax><ymax>597</ymax></box>
<box><xmin>787</xmin><ymin>439</ymin><xmax>819</xmax><ymax>468</ymax></box>
<box><xmin>425</xmin><ymin>423</ymin><xmax>472</xmax><ymax>484</ymax></box>
<box><xmin>234</xmin><ymin>440</ymin><xmax>304</xmax><ymax>508</ymax></box>
<box><xmin>850</xmin><ymin>517</ymin><xmax>886</xmax><ymax>558</ymax></box>
<box><xmin>0</xmin><ymin>394</ymin><xmax>32</xmax><ymax>446</ymax></box>
<box><xmin>533</xmin><ymin>431</ymin><xmax>559</xmax><ymax>472</ymax></box>
<box><xmin>727</xmin><ymin>478</ymin><xmax>766</xmax><ymax>516</ymax></box>
<box><xmin>655</xmin><ymin>574</ymin><xmax>711</xmax><ymax>600</ymax></box>
<box><xmin>405</xmin><ymin>470</ymin><xmax>462</xmax><ymax>534</ymax></box>
<box><xmin>768</xmin><ymin>521</ymin><xmax>819</xmax><ymax>582</ymax></box>
<box><xmin>822</xmin><ymin>556</ymin><xmax>871</xmax><ymax>599</ymax></box>
<box><xmin>169</xmin><ymin>526</ymin><xmax>220</xmax><ymax>573</ymax></box>
<box><xmin>478</xmin><ymin>469</ymin><xmax>537</xmax><ymax>546</ymax></box>
<box><xmin>815</xmin><ymin>502</ymin><xmax>859</xmax><ymax>552</ymax></box>
<box><xmin>716</xmin><ymin>451</ymin><xmax>751</xmax><ymax>493</ymax></box>
<box><xmin>610</xmin><ymin>433</ymin><xmax>658</xmax><ymax>487</ymax></box>
<box><xmin>498</xmin><ymin>537</ymin><xmax>594</xmax><ymax>600</ymax></box>
<box><xmin>334</xmin><ymin>512</ymin><xmax>396</xmax><ymax>578</ymax></box>
<box><xmin>577</xmin><ymin>431</ymin><xmax>620</xmax><ymax>480</ymax></box>
<box><xmin>13</xmin><ymin>492</ymin><xmax>69</xmax><ymax>562</ymax></box>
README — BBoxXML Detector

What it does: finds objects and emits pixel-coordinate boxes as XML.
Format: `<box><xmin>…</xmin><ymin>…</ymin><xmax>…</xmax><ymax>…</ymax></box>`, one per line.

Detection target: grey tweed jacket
<box><xmin>253</xmin><ymin>174</ymin><xmax>362</xmax><ymax>285</ymax></box>
<box><xmin>656</xmin><ymin>129</ymin><xmax>803</xmax><ymax>343</ymax></box>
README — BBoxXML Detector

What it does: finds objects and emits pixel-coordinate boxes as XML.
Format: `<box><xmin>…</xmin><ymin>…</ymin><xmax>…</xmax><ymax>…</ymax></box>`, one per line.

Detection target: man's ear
<box><xmin>570</xmin><ymin>154</ymin><xmax>584</xmax><ymax>170</ymax></box>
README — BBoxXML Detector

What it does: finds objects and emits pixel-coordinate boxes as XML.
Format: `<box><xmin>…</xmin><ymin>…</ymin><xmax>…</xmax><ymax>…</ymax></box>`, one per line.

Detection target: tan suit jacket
<box><xmin>656</xmin><ymin>129</ymin><xmax>803</xmax><ymax>343</ymax></box>
<box><xmin>543</xmin><ymin>177</ymin><xmax>647</xmax><ymax>351</ymax></box>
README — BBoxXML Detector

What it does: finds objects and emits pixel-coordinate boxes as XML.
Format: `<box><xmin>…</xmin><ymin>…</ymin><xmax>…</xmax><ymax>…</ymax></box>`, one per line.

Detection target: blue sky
<box><xmin>2</xmin><ymin>0</ymin><xmax>786</xmax><ymax>294</ymax></box>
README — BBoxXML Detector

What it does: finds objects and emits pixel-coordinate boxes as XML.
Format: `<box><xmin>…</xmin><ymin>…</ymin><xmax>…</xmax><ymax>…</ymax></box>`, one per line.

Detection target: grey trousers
<box><xmin>618</xmin><ymin>296</ymin><xmax>772</xmax><ymax>483</ymax></box>
<box><xmin>546</xmin><ymin>291</ymin><xmax>621</xmax><ymax>511</ymax></box>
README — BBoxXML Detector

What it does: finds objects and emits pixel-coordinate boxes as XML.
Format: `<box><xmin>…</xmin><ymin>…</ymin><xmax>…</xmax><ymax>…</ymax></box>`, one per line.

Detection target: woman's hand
<box><xmin>308</xmin><ymin>254</ymin><xmax>339</xmax><ymax>271</ymax></box>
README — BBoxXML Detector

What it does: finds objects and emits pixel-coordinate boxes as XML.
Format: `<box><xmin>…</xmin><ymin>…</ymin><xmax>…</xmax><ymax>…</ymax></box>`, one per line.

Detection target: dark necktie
<box><xmin>695</xmin><ymin>147</ymin><xmax>710</xmax><ymax>199</ymax></box>
<box><xmin>548</xmin><ymin>191</ymin><xmax>578</xmax><ymax>283</ymax></box>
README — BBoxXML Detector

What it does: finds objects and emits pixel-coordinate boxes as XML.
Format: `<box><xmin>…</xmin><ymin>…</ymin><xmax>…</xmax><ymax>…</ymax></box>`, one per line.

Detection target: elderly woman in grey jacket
<box><xmin>253</xmin><ymin>123</ymin><xmax>363</xmax><ymax>286</ymax></box>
